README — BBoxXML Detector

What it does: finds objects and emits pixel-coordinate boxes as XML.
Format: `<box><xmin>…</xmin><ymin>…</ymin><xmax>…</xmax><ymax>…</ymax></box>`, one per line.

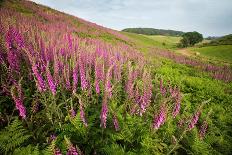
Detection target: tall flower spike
<box><xmin>199</xmin><ymin>120</ymin><xmax>208</xmax><ymax>139</ymax></box>
<box><xmin>153</xmin><ymin>104</ymin><xmax>166</xmax><ymax>129</ymax></box>
<box><xmin>79</xmin><ymin>58</ymin><xmax>88</xmax><ymax>90</ymax></box>
<box><xmin>46</xmin><ymin>62</ymin><xmax>56</xmax><ymax>95</ymax></box>
<box><xmin>172</xmin><ymin>92</ymin><xmax>181</xmax><ymax>118</ymax></box>
<box><xmin>72</xmin><ymin>65</ymin><xmax>78</xmax><ymax>94</ymax></box>
<box><xmin>32</xmin><ymin>63</ymin><xmax>46</xmax><ymax>92</ymax></box>
<box><xmin>188</xmin><ymin>110</ymin><xmax>201</xmax><ymax>130</ymax></box>
<box><xmin>79</xmin><ymin>99</ymin><xmax>88</xmax><ymax>127</ymax></box>
<box><xmin>100</xmin><ymin>95</ymin><xmax>108</xmax><ymax>128</ymax></box>
<box><xmin>113</xmin><ymin>114</ymin><xmax>120</xmax><ymax>131</ymax></box>
<box><xmin>67</xmin><ymin>145</ymin><xmax>78</xmax><ymax>155</ymax></box>
<box><xmin>11</xmin><ymin>83</ymin><xmax>26</xmax><ymax>119</ymax></box>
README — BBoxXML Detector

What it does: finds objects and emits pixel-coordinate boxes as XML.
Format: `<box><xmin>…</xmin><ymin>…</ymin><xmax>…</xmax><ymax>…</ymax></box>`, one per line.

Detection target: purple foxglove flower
<box><xmin>100</xmin><ymin>96</ymin><xmax>108</xmax><ymax>128</ymax></box>
<box><xmin>95</xmin><ymin>81</ymin><xmax>100</xmax><ymax>94</ymax></box>
<box><xmin>11</xmin><ymin>84</ymin><xmax>26</xmax><ymax>119</ymax></box>
<box><xmin>153</xmin><ymin>105</ymin><xmax>166</xmax><ymax>129</ymax></box>
<box><xmin>46</xmin><ymin>64</ymin><xmax>56</xmax><ymax>95</ymax></box>
<box><xmin>188</xmin><ymin>111</ymin><xmax>201</xmax><ymax>130</ymax></box>
<box><xmin>15</xmin><ymin>98</ymin><xmax>26</xmax><ymax>119</ymax></box>
<box><xmin>113</xmin><ymin>114</ymin><xmax>120</xmax><ymax>131</ymax></box>
<box><xmin>67</xmin><ymin>145</ymin><xmax>78</xmax><ymax>155</ymax></box>
<box><xmin>7</xmin><ymin>49</ymin><xmax>20</xmax><ymax>72</ymax></box>
<box><xmin>105</xmin><ymin>66</ymin><xmax>113</xmax><ymax>98</ymax></box>
<box><xmin>79</xmin><ymin>60</ymin><xmax>88</xmax><ymax>90</ymax></box>
<box><xmin>172</xmin><ymin>93</ymin><xmax>181</xmax><ymax>118</ymax></box>
<box><xmin>160</xmin><ymin>79</ymin><xmax>166</xmax><ymax>96</ymax></box>
<box><xmin>54</xmin><ymin>148</ymin><xmax>62</xmax><ymax>155</ymax></box>
<box><xmin>32</xmin><ymin>63</ymin><xmax>46</xmax><ymax>92</ymax></box>
<box><xmin>69</xmin><ymin>108</ymin><xmax>76</xmax><ymax>118</ymax></box>
<box><xmin>72</xmin><ymin>65</ymin><xmax>78</xmax><ymax>94</ymax></box>
<box><xmin>199</xmin><ymin>121</ymin><xmax>208</xmax><ymax>139</ymax></box>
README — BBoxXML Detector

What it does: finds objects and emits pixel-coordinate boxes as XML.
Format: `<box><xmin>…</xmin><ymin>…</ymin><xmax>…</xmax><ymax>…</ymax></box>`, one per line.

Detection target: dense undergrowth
<box><xmin>0</xmin><ymin>0</ymin><xmax>232</xmax><ymax>155</ymax></box>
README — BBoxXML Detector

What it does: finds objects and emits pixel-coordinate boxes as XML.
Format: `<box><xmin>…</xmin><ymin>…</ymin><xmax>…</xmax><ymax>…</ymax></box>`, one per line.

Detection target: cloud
<box><xmin>31</xmin><ymin>0</ymin><xmax>232</xmax><ymax>37</ymax></box>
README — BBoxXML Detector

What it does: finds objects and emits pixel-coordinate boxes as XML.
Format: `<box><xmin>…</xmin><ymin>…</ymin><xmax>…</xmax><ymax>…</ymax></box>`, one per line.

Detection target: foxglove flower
<box><xmin>172</xmin><ymin>93</ymin><xmax>181</xmax><ymax>118</ymax></box>
<box><xmin>188</xmin><ymin>111</ymin><xmax>201</xmax><ymax>130</ymax></box>
<box><xmin>11</xmin><ymin>84</ymin><xmax>26</xmax><ymax>119</ymax></box>
<box><xmin>69</xmin><ymin>108</ymin><xmax>76</xmax><ymax>118</ymax></box>
<box><xmin>160</xmin><ymin>79</ymin><xmax>166</xmax><ymax>96</ymax></box>
<box><xmin>32</xmin><ymin>63</ymin><xmax>46</xmax><ymax>92</ymax></box>
<box><xmin>67</xmin><ymin>145</ymin><xmax>78</xmax><ymax>155</ymax></box>
<box><xmin>153</xmin><ymin>104</ymin><xmax>166</xmax><ymax>129</ymax></box>
<box><xmin>100</xmin><ymin>96</ymin><xmax>108</xmax><ymax>128</ymax></box>
<box><xmin>199</xmin><ymin>121</ymin><xmax>208</xmax><ymax>139</ymax></box>
<box><xmin>46</xmin><ymin>63</ymin><xmax>56</xmax><ymax>95</ymax></box>
<box><xmin>79</xmin><ymin>60</ymin><xmax>88</xmax><ymax>90</ymax></box>
<box><xmin>54</xmin><ymin>148</ymin><xmax>62</xmax><ymax>155</ymax></box>
<box><xmin>113</xmin><ymin>114</ymin><xmax>120</xmax><ymax>131</ymax></box>
<box><xmin>72</xmin><ymin>65</ymin><xmax>78</xmax><ymax>94</ymax></box>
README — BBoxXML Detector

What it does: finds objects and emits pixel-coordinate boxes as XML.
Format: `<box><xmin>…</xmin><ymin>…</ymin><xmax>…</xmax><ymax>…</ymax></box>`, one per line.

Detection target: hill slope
<box><xmin>0</xmin><ymin>1</ymin><xmax>232</xmax><ymax>155</ymax></box>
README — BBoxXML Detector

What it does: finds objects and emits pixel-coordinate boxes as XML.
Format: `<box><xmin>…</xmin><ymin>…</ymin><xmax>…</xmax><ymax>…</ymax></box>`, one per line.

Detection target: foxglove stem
<box><xmin>199</xmin><ymin>121</ymin><xmax>208</xmax><ymax>139</ymax></box>
<box><xmin>79</xmin><ymin>100</ymin><xmax>87</xmax><ymax>127</ymax></box>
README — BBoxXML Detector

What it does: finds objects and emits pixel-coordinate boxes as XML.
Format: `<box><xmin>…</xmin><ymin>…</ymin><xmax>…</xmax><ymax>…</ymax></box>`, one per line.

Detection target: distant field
<box><xmin>144</xmin><ymin>35</ymin><xmax>181</xmax><ymax>49</ymax></box>
<box><xmin>191</xmin><ymin>45</ymin><xmax>232</xmax><ymax>63</ymax></box>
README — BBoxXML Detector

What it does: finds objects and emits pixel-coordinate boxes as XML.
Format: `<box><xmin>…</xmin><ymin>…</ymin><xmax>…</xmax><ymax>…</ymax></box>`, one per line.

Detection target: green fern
<box><xmin>13</xmin><ymin>145</ymin><xmax>40</xmax><ymax>155</ymax></box>
<box><xmin>0</xmin><ymin>119</ymin><xmax>31</xmax><ymax>154</ymax></box>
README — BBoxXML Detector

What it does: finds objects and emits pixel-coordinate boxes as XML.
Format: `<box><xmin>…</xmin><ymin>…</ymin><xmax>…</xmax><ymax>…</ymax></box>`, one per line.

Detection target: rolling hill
<box><xmin>122</xmin><ymin>27</ymin><xmax>184</xmax><ymax>36</ymax></box>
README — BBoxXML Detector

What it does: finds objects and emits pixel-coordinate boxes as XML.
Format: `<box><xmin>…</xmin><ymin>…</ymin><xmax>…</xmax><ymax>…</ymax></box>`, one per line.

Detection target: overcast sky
<box><xmin>30</xmin><ymin>0</ymin><xmax>232</xmax><ymax>37</ymax></box>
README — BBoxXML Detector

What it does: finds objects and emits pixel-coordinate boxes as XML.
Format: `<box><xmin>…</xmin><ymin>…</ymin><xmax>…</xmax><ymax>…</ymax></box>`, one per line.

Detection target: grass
<box><xmin>144</xmin><ymin>35</ymin><xmax>181</xmax><ymax>49</ymax></box>
<box><xmin>190</xmin><ymin>45</ymin><xmax>232</xmax><ymax>63</ymax></box>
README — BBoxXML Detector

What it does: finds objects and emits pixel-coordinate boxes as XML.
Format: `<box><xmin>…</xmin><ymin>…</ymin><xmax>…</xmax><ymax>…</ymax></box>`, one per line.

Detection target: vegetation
<box><xmin>191</xmin><ymin>45</ymin><xmax>232</xmax><ymax>63</ymax></box>
<box><xmin>0</xmin><ymin>0</ymin><xmax>232</xmax><ymax>155</ymax></box>
<box><xmin>203</xmin><ymin>34</ymin><xmax>232</xmax><ymax>46</ymax></box>
<box><xmin>179</xmin><ymin>31</ymin><xmax>203</xmax><ymax>48</ymax></box>
<box><xmin>122</xmin><ymin>28</ymin><xmax>184</xmax><ymax>36</ymax></box>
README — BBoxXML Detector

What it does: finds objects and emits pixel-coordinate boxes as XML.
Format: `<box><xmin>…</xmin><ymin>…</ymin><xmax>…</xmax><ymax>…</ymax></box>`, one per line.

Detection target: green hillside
<box><xmin>122</xmin><ymin>28</ymin><xmax>184</xmax><ymax>36</ymax></box>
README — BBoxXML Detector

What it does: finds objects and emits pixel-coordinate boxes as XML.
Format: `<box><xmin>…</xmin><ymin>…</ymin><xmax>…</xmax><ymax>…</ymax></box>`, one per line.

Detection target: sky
<box><xmin>30</xmin><ymin>0</ymin><xmax>232</xmax><ymax>37</ymax></box>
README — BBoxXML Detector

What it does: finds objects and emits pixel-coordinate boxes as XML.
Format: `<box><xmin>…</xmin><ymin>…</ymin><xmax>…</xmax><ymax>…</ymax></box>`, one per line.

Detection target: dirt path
<box><xmin>176</xmin><ymin>48</ymin><xmax>195</xmax><ymax>57</ymax></box>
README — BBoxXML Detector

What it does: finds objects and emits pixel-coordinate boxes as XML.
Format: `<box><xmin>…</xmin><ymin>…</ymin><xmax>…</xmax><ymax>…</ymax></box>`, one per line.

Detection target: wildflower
<box><xmin>67</xmin><ymin>145</ymin><xmax>78</xmax><ymax>155</ymax></box>
<box><xmin>54</xmin><ymin>148</ymin><xmax>62</xmax><ymax>155</ymax></box>
<box><xmin>100</xmin><ymin>95</ymin><xmax>108</xmax><ymax>128</ymax></box>
<box><xmin>113</xmin><ymin>114</ymin><xmax>120</xmax><ymax>131</ymax></box>
<box><xmin>32</xmin><ymin>63</ymin><xmax>46</xmax><ymax>92</ymax></box>
<box><xmin>140</xmin><ymin>70</ymin><xmax>152</xmax><ymax>115</ymax></box>
<box><xmin>79</xmin><ymin>60</ymin><xmax>88</xmax><ymax>90</ymax></box>
<box><xmin>153</xmin><ymin>104</ymin><xmax>166</xmax><ymax>129</ymax></box>
<box><xmin>69</xmin><ymin>108</ymin><xmax>76</xmax><ymax>118</ymax></box>
<box><xmin>72</xmin><ymin>65</ymin><xmax>78</xmax><ymax>94</ymax></box>
<box><xmin>11</xmin><ymin>84</ymin><xmax>26</xmax><ymax>119</ymax></box>
<box><xmin>105</xmin><ymin>66</ymin><xmax>113</xmax><ymax>98</ymax></box>
<box><xmin>46</xmin><ymin>63</ymin><xmax>56</xmax><ymax>95</ymax></box>
<box><xmin>199</xmin><ymin>121</ymin><xmax>208</xmax><ymax>139</ymax></box>
<box><xmin>160</xmin><ymin>79</ymin><xmax>166</xmax><ymax>96</ymax></box>
<box><xmin>172</xmin><ymin>93</ymin><xmax>181</xmax><ymax>118</ymax></box>
<box><xmin>188</xmin><ymin>110</ymin><xmax>201</xmax><ymax>130</ymax></box>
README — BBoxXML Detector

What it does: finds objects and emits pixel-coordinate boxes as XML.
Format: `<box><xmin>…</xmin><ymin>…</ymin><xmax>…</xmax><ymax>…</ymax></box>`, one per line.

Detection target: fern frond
<box><xmin>0</xmin><ymin>119</ymin><xmax>31</xmax><ymax>154</ymax></box>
